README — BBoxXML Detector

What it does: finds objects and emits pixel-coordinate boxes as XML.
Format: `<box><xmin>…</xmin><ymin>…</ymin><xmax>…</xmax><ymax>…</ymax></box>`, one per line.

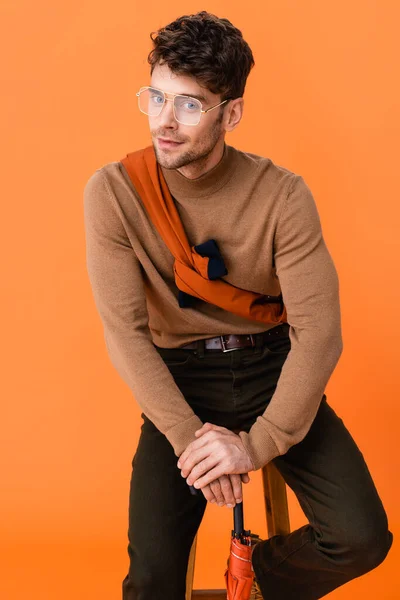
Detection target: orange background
<box><xmin>1</xmin><ymin>1</ymin><xmax>399</xmax><ymax>598</ymax></box>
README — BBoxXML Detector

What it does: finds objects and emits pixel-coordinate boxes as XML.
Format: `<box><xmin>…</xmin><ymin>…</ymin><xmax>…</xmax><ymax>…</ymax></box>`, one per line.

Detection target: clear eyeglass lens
<box><xmin>174</xmin><ymin>95</ymin><xmax>201</xmax><ymax>124</ymax></box>
<box><xmin>138</xmin><ymin>88</ymin><xmax>201</xmax><ymax>125</ymax></box>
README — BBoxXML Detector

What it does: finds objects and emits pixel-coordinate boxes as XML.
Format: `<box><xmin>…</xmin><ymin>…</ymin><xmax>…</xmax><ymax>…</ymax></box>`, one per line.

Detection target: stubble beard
<box><xmin>152</xmin><ymin>115</ymin><xmax>224</xmax><ymax>171</ymax></box>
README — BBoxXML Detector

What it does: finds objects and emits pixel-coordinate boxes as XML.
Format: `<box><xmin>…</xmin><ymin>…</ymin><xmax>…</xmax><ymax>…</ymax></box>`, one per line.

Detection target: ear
<box><xmin>225</xmin><ymin>97</ymin><xmax>244</xmax><ymax>132</ymax></box>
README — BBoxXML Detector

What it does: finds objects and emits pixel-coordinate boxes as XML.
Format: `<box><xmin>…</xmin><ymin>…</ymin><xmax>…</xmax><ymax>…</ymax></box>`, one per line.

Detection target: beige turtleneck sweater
<box><xmin>83</xmin><ymin>142</ymin><xmax>343</xmax><ymax>471</ymax></box>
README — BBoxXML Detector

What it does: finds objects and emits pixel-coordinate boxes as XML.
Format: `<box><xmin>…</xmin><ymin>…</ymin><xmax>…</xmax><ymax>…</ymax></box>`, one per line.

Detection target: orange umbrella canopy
<box><xmin>225</xmin><ymin>534</ymin><xmax>255</xmax><ymax>600</ymax></box>
<box><xmin>189</xmin><ymin>480</ymin><xmax>261</xmax><ymax>598</ymax></box>
<box><xmin>224</xmin><ymin>500</ymin><xmax>260</xmax><ymax>600</ymax></box>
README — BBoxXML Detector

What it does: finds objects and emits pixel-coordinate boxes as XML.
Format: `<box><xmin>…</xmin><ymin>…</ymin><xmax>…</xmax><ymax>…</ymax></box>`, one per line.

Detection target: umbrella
<box><xmin>224</xmin><ymin>500</ymin><xmax>257</xmax><ymax>600</ymax></box>
<box><xmin>188</xmin><ymin>485</ymin><xmax>262</xmax><ymax>599</ymax></box>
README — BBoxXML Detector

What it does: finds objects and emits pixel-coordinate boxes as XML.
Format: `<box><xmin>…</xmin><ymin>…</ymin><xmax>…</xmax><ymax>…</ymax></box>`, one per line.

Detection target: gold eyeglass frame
<box><xmin>136</xmin><ymin>85</ymin><xmax>231</xmax><ymax>126</ymax></box>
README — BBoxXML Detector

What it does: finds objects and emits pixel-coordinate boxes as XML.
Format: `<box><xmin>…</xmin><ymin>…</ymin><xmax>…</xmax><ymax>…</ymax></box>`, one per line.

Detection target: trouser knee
<box><xmin>328</xmin><ymin>526</ymin><xmax>394</xmax><ymax>577</ymax></box>
<box><xmin>350</xmin><ymin>528</ymin><xmax>394</xmax><ymax>575</ymax></box>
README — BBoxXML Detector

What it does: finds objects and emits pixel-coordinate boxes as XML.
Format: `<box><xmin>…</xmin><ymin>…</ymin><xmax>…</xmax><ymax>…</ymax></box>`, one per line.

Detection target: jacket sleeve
<box><xmin>238</xmin><ymin>174</ymin><xmax>343</xmax><ymax>471</ymax></box>
<box><xmin>83</xmin><ymin>169</ymin><xmax>203</xmax><ymax>456</ymax></box>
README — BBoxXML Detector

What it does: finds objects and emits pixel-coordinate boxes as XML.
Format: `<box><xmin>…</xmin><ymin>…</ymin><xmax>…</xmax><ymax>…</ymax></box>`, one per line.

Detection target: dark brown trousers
<box><xmin>122</xmin><ymin>324</ymin><xmax>393</xmax><ymax>599</ymax></box>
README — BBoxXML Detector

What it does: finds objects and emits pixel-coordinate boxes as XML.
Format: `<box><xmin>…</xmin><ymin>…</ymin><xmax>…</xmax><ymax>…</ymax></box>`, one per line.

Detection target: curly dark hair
<box><xmin>147</xmin><ymin>11</ymin><xmax>255</xmax><ymax>104</ymax></box>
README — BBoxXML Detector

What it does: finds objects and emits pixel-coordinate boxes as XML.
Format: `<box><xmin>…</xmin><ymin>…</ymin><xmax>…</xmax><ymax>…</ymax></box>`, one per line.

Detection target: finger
<box><xmin>194</xmin><ymin>422</ymin><xmax>214</xmax><ymax>436</ymax></box>
<box><xmin>210</xmin><ymin>478</ymin><xmax>225</xmax><ymax>506</ymax></box>
<box><xmin>179</xmin><ymin>446</ymin><xmax>213</xmax><ymax>478</ymax></box>
<box><xmin>195</xmin><ymin>424</ymin><xmax>232</xmax><ymax>440</ymax></box>
<box><xmin>219</xmin><ymin>474</ymin><xmax>236</xmax><ymax>506</ymax></box>
<box><xmin>193</xmin><ymin>465</ymin><xmax>226</xmax><ymax>489</ymax></box>
<box><xmin>194</xmin><ymin>422</ymin><xmax>218</xmax><ymax>438</ymax></box>
<box><xmin>201</xmin><ymin>484</ymin><xmax>217</xmax><ymax>504</ymax></box>
<box><xmin>178</xmin><ymin>430</ymin><xmax>222</xmax><ymax>469</ymax></box>
<box><xmin>195</xmin><ymin>423</ymin><xmax>229</xmax><ymax>435</ymax></box>
<box><xmin>178</xmin><ymin>433</ymin><xmax>216</xmax><ymax>469</ymax></box>
<box><xmin>241</xmin><ymin>473</ymin><xmax>251</xmax><ymax>484</ymax></box>
<box><xmin>177</xmin><ymin>443</ymin><xmax>194</xmax><ymax>468</ymax></box>
<box><xmin>229</xmin><ymin>474</ymin><xmax>243</xmax><ymax>503</ymax></box>
<box><xmin>187</xmin><ymin>455</ymin><xmax>219</xmax><ymax>486</ymax></box>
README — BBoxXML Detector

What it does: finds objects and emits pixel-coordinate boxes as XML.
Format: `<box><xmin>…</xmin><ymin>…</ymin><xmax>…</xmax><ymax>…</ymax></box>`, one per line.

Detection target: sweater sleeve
<box><xmin>83</xmin><ymin>169</ymin><xmax>203</xmax><ymax>456</ymax></box>
<box><xmin>238</xmin><ymin>175</ymin><xmax>343</xmax><ymax>471</ymax></box>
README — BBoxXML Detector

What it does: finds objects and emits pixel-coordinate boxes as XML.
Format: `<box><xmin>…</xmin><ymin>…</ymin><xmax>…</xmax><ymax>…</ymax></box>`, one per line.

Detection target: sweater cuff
<box><xmin>164</xmin><ymin>414</ymin><xmax>204</xmax><ymax>457</ymax></box>
<box><xmin>239</xmin><ymin>421</ymin><xmax>281</xmax><ymax>471</ymax></box>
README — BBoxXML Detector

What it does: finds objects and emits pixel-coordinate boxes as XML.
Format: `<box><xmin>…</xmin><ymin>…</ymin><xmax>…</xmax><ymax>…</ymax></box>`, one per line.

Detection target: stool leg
<box><xmin>186</xmin><ymin>533</ymin><xmax>197</xmax><ymax>600</ymax></box>
<box><xmin>262</xmin><ymin>462</ymin><xmax>290</xmax><ymax>537</ymax></box>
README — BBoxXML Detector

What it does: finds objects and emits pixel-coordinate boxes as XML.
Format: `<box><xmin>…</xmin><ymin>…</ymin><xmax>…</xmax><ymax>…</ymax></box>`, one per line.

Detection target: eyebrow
<box><xmin>149</xmin><ymin>86</ymin><xmax>207</xmax><ymax>103</ymax></box>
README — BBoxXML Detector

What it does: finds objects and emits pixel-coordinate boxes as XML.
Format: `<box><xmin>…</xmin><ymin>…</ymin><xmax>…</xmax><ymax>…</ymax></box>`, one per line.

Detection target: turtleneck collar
<box><xmin>160</xmin><ymin>142</ymin><xmax>237</xmax><ymax>199</ymax></box>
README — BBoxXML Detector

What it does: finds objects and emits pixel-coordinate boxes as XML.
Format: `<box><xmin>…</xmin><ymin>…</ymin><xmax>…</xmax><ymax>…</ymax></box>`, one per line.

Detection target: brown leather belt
<box><xmin>179</xmin><ymin>323</ymin><xmax>290</xmax><ymax>353</ymax></box>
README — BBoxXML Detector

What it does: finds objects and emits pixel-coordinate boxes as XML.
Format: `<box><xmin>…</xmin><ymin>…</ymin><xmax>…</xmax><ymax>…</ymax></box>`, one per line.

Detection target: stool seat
<box><xmin>186</xmin><ymin>461</ymin><xmax>290</xmax><ymax>599</ymax></box>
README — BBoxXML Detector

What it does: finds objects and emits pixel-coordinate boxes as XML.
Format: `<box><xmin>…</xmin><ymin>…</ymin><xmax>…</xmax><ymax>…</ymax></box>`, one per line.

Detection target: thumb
<box><xmin>195</xmin><ymin>422</ymin><xmax>214</xmax><ymax>436</ymax></box>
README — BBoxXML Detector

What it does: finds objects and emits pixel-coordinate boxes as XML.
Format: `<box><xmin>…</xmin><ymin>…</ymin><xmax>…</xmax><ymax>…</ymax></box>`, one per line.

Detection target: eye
<box><xmin>148</xmin><ymin>88</ymin><xmax>164</xmax><ymax>104</ymax></box>
<box><xmin>175</xmin><ymin>96</ymin><xmax>200</xmax><ymax>112</ymax></box>
<box><xmin>150</xmin><ymin>94</ymin><xmax>163</xmax><ymax>104</ymax></box>
<box><xmin>184</xmin><ymin>101</ymin><xmax>197</xmax><ymax>111</ymax></box>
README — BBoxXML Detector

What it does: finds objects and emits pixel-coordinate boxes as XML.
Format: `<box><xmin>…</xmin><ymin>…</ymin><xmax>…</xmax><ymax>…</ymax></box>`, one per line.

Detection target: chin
<box><xmin>154</xmin><ymin>152</ymin><xmax>178</xmax><ymax>169</ymax></box>
<box><xmin>154</xmin><ymin>147</ymin><xmax>188</xmax><ymax>169</ymax></box>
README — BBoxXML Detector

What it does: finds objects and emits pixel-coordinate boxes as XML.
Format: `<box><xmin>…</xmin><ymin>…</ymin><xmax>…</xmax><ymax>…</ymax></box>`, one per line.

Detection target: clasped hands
<box><xmin>177</xmin><ymin>422</ymin><xmax>255</xmax><ymax>508</ymax></box>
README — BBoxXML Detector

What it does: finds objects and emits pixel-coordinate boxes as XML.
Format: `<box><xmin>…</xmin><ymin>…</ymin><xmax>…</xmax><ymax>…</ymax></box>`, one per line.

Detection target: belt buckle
<box><xmin>220</xmin><ymin>335</ymin><xmax>237</xmax><ymax>353</ymax></box>
<box><xmin>220</xmin><ymin>334</ymin><xmax>255</xmax><ymax>353</ymax></box>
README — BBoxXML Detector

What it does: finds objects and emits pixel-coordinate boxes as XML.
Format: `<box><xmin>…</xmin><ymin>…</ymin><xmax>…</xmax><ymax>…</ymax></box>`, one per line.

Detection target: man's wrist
<box><xmin>238</xmin><ymin>427</ymin><xmax>280</xmax><ymax>471</ymax></box>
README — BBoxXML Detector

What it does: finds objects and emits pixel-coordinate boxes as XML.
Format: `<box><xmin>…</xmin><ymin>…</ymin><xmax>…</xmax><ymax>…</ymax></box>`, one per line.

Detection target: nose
<box><xmin>156</xmin><ymin>98</ymin><xmax>178</xmax><ymax>128</ymax></box>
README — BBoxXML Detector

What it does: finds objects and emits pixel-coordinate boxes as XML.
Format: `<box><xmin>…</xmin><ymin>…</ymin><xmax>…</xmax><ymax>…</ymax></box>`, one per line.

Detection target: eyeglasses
<box><xmin>136</xmin><ymin>86</ymin><xmax>231</xmax><ymax>126</ymax></box>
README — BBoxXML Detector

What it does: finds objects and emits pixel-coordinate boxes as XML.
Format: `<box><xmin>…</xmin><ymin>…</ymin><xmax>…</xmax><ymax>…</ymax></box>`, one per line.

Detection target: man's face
<box><xmin>148</xmin><ymin>62</ymin><xmax>227</xmax><ymax>170</ymax></box>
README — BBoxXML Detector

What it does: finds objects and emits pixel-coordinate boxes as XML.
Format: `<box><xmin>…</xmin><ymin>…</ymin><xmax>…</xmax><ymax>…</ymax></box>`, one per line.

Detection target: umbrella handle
<box><xmin>189</xmin><ymin>485</ymin><xmax>198</xmax><ymax>495</ymax></box>
<box><xmin>234</xmin><ymin>499</ymin><xmax>244</xmax><ymax>534</ymax></box>
<box><xmin>190</xmin><ymin>484</ymin><xmax>250</xmax><ymax>539</ymax></box>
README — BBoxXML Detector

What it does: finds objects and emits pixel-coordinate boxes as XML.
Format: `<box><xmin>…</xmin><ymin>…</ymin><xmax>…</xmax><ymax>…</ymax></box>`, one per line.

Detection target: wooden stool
<box><xmin>186</xmin><ymin>461</ymin><xmax>290</xmax><ymax>599</ymax></box>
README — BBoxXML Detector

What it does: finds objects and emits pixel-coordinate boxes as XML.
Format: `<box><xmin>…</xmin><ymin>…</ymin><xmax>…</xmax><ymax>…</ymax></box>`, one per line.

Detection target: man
<box><xmin>83</xmin><ymin>10</ymin><xmax>393</xmax><ymax>600</ymax></box>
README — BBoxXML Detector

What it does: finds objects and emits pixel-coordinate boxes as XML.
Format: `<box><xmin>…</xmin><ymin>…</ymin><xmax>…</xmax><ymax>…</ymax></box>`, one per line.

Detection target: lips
<box><xmin>158</xmin><ymin>138</ymin><xmax>183</xmax><ymax>149</ymax></box>
<box><xmin>159</xmin><ymin>138</ymin><xmax>182</xmax><ymax>143</ymax></box>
